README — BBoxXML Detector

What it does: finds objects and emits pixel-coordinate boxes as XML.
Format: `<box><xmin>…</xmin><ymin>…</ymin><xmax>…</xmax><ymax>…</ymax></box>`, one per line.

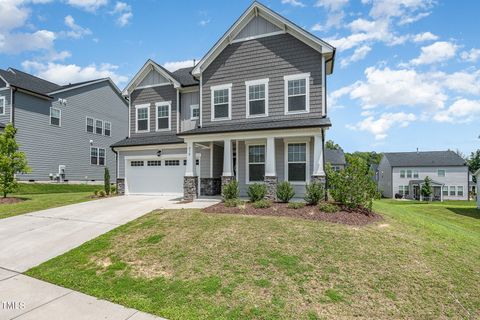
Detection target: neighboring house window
<box><xmin>0</xmin><ymin>96</ymin><xmax>5</xmax><ymax>115</ymax></box>
<box><xmin>90</xmin><ymin>147</ymin><xmax>105</xmax><ymax>166</ymax></box>
<box><xmin>104</xmin><ymin>122</ymin><xmax>111</xmax><ymax>136</ymax></box>
<box><xmin>287</xmin><ymin>143</ymin><xmax>307</xmax><ymax>183</ymax></box>
<box><xmin>165</xmin><ymin>160</ymin><xmax>180</xmax><ymax>166</ymax></box>
<box><xmin>156</xmin><ymin>102</ymin><xmax>170</xmax><ymax>131</ymax></box>
<box><xmin>284</xmin><ymin>73</ymin><xmax>310</xmax><ymax>114</ymax></box>
<box><xmin>130</xmin><ymin>161</ymin><xmax>144</xmax><ymax>167</ymax></box>
<box><xmin>95</xmin><ymin>120</ymin><xmax>103</xmax><ymax>135</ymax></box>
<box><xmin>245</xmin><ymin>79</ymin><xmax>268</xmax><ymax>117</ymax></box>
<box><xmin>147</xmin><ymin>160</ymin><xmax>161</xmax><ymax>166</ymax></box>
<box><xmin>247</xmin><ymin>145</ymin><xmax>265</xmax><ymax>183</ymax></box>
<box><xmin>404</xmin><ymin>186</ymin><xmax>409</xmax><ymax>196</ymax></box>
<box><xmin>136</xmin><ymin>104</ymin><xmax>150</xmax><ymax>132</ymax></box>
<box><xmin>399</xmin><ymin>186</ymin><xmax>404</xmax><ymax>196</ymax></box>
<box><xmin>449</xmin><ymin>186</ymin><xmax>456</xmax><ymax>196</ymax></box>
<box><xmin>332</xmin><ymin>166</ymin><xmax>341</xmax><ymax>172</ymax></box>
<box><xmin>211</xmin><ymin>84</ymin><xmax>232</xmax><ymax>121</ymax></box>
<box><xmin>438</xmin><ymin>169</ymin><xmax>446</xmax><ymax>177</ymax></box>
<box><xmin>190</xmin><ymin>104</ymin><xmax>200</xmax><ymax>120</ymax></box>
<box><xmin>400</xmin><ymin>170</ymin><xmax>405</xmax><ymax>178</ymax></box>
<box><xmin>413</xmin><ymin>170</ymin><xmax>419</xmax><ymax>178</ymax></box>
<box><xmin>406</xmin><ymin>170</ymin><xmax>412</xmax><ymax>178</ymax></box>
<box><xmin>457</xmin><ymin>186</ymin><xmax>464</xmax><ymax>196</ymax></box>
<box><xmin>442</xmin><ymin>186</ymin><xmax>448</xmax><ymax>196</ymax></box>
<box><xmin>50</xmin><ymin>107</ymin><xmax>61</xmax><ymax>126</ymax></box>
<box><xmin>86</xmin><ymin>117</ymin><xmax>94</xmax><ymax>133</ymax></box>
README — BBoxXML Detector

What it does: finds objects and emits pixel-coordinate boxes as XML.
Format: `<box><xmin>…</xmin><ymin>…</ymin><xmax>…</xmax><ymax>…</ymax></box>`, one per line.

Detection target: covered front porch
<box><xmin>180</xmin><ymin>127</ymin><xmax>328</xmax><ymax>200</ymax></box>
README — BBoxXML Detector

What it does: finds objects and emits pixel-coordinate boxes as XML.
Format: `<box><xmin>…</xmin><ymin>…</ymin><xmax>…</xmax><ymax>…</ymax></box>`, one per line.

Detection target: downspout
<box><xmin>11</xmin><ymin>87</ymin><xmax>17</xmax><ymax>126</ymax></box>
<box><xmin>322</xmin><ymin>128</ymin><xmax>327</xmax><ymax>201</ymax></box>
<box><xmin>111</xmin><ymin>146</ymin><xmax>119</xmax><ymax>188</ymax></box>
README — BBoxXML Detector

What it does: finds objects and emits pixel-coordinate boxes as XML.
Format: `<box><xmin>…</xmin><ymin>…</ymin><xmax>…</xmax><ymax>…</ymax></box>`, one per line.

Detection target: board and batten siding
<box><xmin>202</xmin><ymin>33</ymin><xmax>324</xmax><ymax>127</ymax></box>
<box><xmin>15</xmin><ymin>81</ymin><xmax>128</xmax><ymax>181</ymax></box>
<box><xmin>0</xmin><ymin>87</ymin><xmax>12</xmax><ymax>125</ymax></box>
<box><xmin>130</xmin><ymin>85</ymin><xmax>178</xmax><ymax>137</ymax></box>
<box><xmin>180</xmin><ymin>90</ymin><xmax>199</xmax><ymax>132</ymax></box>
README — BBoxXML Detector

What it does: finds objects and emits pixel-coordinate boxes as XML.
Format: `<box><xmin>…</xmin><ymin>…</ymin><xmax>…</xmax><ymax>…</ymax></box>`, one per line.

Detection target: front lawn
<box><xmin>27</xmin><ymin>200</ymin><xmax>480</xmax><ymax>319</ymax></box>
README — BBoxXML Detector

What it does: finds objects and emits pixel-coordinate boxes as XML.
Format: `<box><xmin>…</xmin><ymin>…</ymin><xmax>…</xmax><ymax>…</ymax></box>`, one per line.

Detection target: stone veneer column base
<box><xmin>264</xmin><ymin>176</ymin><xmax>278</xmax><ymax>201</ymax></box>
<box><xmin>221</xmin><ymin>176</ymin><xmax>235</xmax><ymax>197</ymax></box>
<box><xmin>184</xmin><ymin>176</ymin><xmax>198</xmax><ymax>201</ymax></box>
<box><xmin>116</xmin><ymin>178</ymin><xmax>125</xmax><ymax>195</ymax></box>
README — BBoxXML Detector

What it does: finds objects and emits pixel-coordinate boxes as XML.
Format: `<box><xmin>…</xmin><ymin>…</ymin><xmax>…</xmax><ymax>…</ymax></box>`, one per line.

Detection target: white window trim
<box><xmin>95</xmin><ymin>119</ymin><xmax>104</xmax><ymax>135</ymax></box>
<box><xmin>284</xmin><ymin>139</ymin><xmax>310</xmax><ymax>185</ymax></box>
<box><xmin>135</xmin><ymin>104</ymin><xmax>150</xmax><ymax>133</ymax></box>
<box><xmin>190</xmin><ymin>104</ymin><xmax>200</xmax><ymax>120</ymax></box>
<box><xmin>50</xmin><ymin>107</ymin><xmax>61</xmax><ymax>127</ymax></box>
<box><xmin>211</xmin><ymin>83</ymin><xmax>232</xmax><ymax>121</ymax></box>
<box><xmin>0</xmin><ymin>96</ymin><xmax>5</xmax><ymax>115</ymax></box>
<box><xmin>449</xmin><ymin>186</ymin><xmax>456</xmax><ymax>196</ymax></box>
<box><xmin>438</xmin><ymin>169</ymin><xmax>446</xmax><ymax>177</ymax></box>
<box><xmin>245</xmin><ymin>142</ymin><xmax>266</xmax><ymax>185</ymax></box>
<box><xmin>86</xmin><ymin>116</ymin><xmax>94</xmax><ymax>133</ymax></box>
<box><xmin>104</xmin><ymin>121</ymin><xmax>112</xmax><ymax>136</ymax></box>
<box><xmin>155</xmin><ymin>101</ymin><xmax>171</xmax><ymax>132</ymax></box>
<box><xmin>284</xmin><ymin>73</ymin><xmax>310</xmax><ymax>115</ymax></box>
<box><xmin>90</xmin><ymin>147</ymin><xmax>106</xmax><ymax>166</ymax></box>
<box><xmin>245</xmin><ymin>78</ymin><xmax>269</xmax><ymax>118</ymax></box>
<box><xmin>457</xmin><ymin>186</ymin><xmax>464</xmax><ymax>196</ymax></box>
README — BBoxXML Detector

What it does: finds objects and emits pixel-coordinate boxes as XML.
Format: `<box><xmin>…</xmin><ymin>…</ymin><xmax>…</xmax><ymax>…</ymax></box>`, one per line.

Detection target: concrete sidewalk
<box><xmin>0</xmin><ymin>195</ymin><xmax>218</xmax><ymax>320</ymax></box>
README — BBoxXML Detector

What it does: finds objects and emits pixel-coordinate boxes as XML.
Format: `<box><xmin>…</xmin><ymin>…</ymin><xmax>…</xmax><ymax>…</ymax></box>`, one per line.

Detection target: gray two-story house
<box><xmin>377</xmin><ymin>151</ymin><xmax>468</xmax><ymax>201</ymax></box>
<box><xmin>0</xmin><ymin>68</ymin><xmax>128</xmax><ymax>183</ymax></box>
<box><xmin>112</xmin><ymin>1</ymin><xmax>335</xmax><ymax>200</ymax></box>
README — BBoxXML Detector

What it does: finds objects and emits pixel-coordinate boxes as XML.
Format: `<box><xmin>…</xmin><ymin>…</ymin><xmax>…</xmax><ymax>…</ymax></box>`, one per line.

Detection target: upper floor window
<box><xmin>50</xmin><ymin>107</ymin><xmax>61</xmax><ymax>126</ymax></box>
<box><xmin>284</xmin><ymin>73</ymin><xmax>310</xmax><ymax>114</ymax></box>
<box><xmin>438</xmin><ymin>169</ymin><xmax>446</xmax><ymax>177</ymax></box>
<box><xmin>287</xmin><ymin>143</ymin><xmax>308</xmax><ymax>183</ymax></box>
<box><xmin>190</xmin><ymin>104</ymin><xmax>199</xmax><ymax>120</ymax></box>
<box><xmin>247</xmin><ymin>144</ymin><xmax>265</xmax><ymax>183</ymax></box>
<box><xmin>413</xmin><ymin>170</ymin><xmax>419</xmax><ymax>178</ymax></box>
<box><xmin>211</xmin><ymin>84</ymin><xmax>232</xmax><ymax>121</ymax></box>
<box><xmin>86</xmin><ymin>117</ymin><xmax>94</xmax><ymax>133</ymax></box>
<box><xmin>95</xmin><ymin>119</ymin><xmax>103</xmax><ymax>135</ymax></box>
<box><xmin>136</xmin><ymin>104</ymin><xmax>150</xmax><ymax>132</ymax></box>
<box><xmin>245</xmin><ymin>79</ymin><xmax>268</xmax><ymax>118</ymax></box>
<box><xmin>406</xmin><ymin>170</ymin><xmax>412</xmax><ymax>178</ymax></box>
<box><xmin>0</xmin><ymin>96</ymin><xmax>5</xmax><ymax>115</ymax></box>
<box><xmin>104</xmin><ymin>122</ymin><xmax>111</xmax><ymax>136</ymax></box>
<box><xmin>156</xmin><ymin>102</ymin><xmax>170</xmax><ymax>131</ymax></box>
<box><xmin>400</xmin><ymin>170</ymin><xmax>405</xmax><ymax>178</ymax></box>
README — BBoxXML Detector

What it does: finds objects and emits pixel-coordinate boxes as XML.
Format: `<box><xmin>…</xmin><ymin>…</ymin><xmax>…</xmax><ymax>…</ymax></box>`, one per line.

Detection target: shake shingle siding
<box><xmin>202</xmin><ymin>33</ymin><xmax>324</xmax><ymax>126</ymax></box>
<box><xmin>130</xmin><ymin>85</ymin><xmax>178</xmax><ymax>137</ymax></box>
<box><xmin>0</xmin><ymin>87</ymin><xmax>11</xmax><ymax>124</ymax></box>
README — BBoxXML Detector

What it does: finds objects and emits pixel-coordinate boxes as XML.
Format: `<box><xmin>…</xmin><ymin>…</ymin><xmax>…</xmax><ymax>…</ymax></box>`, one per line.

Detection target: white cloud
<box><xmin>412</xmin><ymin>31</ymin><xmax>438</xmax><ymax>42</ymax></box>
<box><xmin>314</xmin><ymin>0</ymin><xmax>348</xmax><ymax>11</ymax></box>
<box><xmin>281</xmin><ymin>0</ymin><xmax>306</xmax><ymax>7</ymax></box>
<box><xmin>409</xmin><ymin>41</ymin><xmax>458</xmax><ymax>65</ymax></box>
<box><xmin>433</xmin><ymin>99</ymin><xmax>480</xmax><ymax>123</ymax></box>
<box><xmin>199</xmin><ymin>19</ymin><xmax>210</xmax><ymax>27</ymax></box>
<box><xmin>340</xmin><ymin>45</ymin><xmax>371</xmax><ymax>67</ymax></box>
<box><xmin>0</xmin><ymin>29</ymin><xmax>55</xmax><ymax>54</ymax></box>
<box><xmin>0</xmin><ymin>0</ymin><xmax>30</xmax><ymax>32</ymax></box>
<box><xmin>460</xmin><ymin>48</ymin><xmax>480</xmax><ymax>63</ymax></box>
<box><xmin>22</xmin><ymin>60</ymin><xmax>128</xmax><ymax>86</ymax></box>
<box><xmin>311</xmin><ymin>0</ymin><xmax>348</xmax><ymax>31</ymax></box>
<box><xmin>347</xmin><ymin>112</ymin><xmax>417</xmax><ymax>140</ymax></box>
<box><xmin>398</xmin><ymin>11</ymin><xmax>430</xmax><ymax>25</ymax></box>
<box><xmin>366</xmin><ymin>0</ymin><xmax>433</xmax><ymax>20</ymax></box>
<box><xmin>66</xmin><ymin>0</ymin><xmax>108</xmax><ymax>12</ymax></box>
<box><xmin>63</xmin><ymin>15</ymin><xmax>92</xmax><ymax>38</ymax></box>
<box><xmin>110</xmin><ymin>2</ymin><xmax>132</xmax><ymax>27</ymax></box>
<box><xmin>163</xmin><ymin>60</ymin><xmax>197</xmax><ymax>72</ymax></box>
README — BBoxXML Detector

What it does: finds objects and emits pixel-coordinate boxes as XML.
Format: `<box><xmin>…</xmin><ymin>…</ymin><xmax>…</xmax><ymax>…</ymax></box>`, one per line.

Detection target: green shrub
<box><xmin>104</xmin><ymin>168</ymin><xmax>111</xmax><ymax>195</ymax></box>
<box><xmin>94</xmin><ymin>189</ymin><xmax>101</xmax><ymax>196</ymax></box>
<box><xmin>304</xmin><ymin>182</ymin><xmax>325</xmax><ymax>205</ymax></box>
<box><xmin>287</xmin><ymin>202</ymin><xmax>305</xmax><ymax>209</ymax></box>
<box><xmin>252</xmin><ymin>199</ymin><xmax>271</xmax><ymax>209</ymax></box>
<box><xmin>110</xmin><ymin>184</ymin><xmax>117</xmax><ymax>194</ymax></box>
<box><xmin>222</xmin><ymin>180</ymin><xmax>239</xmax><ymax>200</ymax></box>
<box><xmin>98</xmin><ymin>190</ymin><xmax>106</xmax><ymax>197</ymax></box>
<box><xmin>318</xmin><ymin>202</ymin><xmax>340</xmax><ymax>213</ymax></box>
<box><xmin>224</xmin><ymin>199</ymin><xmax>243</xmax><ymax>207</ymax></box>
<box><xmin>247</xmin><ymin>183</ymin><xmax>267</xmax><ymax>202</ymax></box>
<box><xmin>276</xmin><ymin>181</ymin><xmax>295</xmax><ymax>203</ymax></box>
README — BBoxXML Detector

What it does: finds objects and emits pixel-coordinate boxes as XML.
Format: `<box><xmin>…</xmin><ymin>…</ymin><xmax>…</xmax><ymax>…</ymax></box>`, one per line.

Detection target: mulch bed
<box><xmin>203</xmin><ymin>202</ymin><xmax>382</xmax><ymax>226</ymax></box>
<box><xmin>0</xmin><ymin>197</ymin><xmax>25</xmax><ymax>205</ymax></box>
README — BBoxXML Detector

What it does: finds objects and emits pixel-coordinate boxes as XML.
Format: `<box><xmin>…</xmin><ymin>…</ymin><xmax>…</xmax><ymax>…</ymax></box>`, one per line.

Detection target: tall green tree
<box><xmin>421</xmin><ymin>176</ymin><xmax>433</xmax><ymax>201</ymax></box>
<box><xmin>0</xmin><ymin>124</ymin><xmax>30</xmax><ymax>198</ymax></box>
<box><xmin>325</xmin><ymin>140</ymin><xmax>342</xmax><ymax>150</ymax></box>
<box><xmin>104</xmin><ymin>167</ymin><xmax>111</xmax><ymax>195</ymax></box>
<box><xmin>467</xmin><ymin>150</ymin><xmax>480</xmax><ymax>183</ymax></box>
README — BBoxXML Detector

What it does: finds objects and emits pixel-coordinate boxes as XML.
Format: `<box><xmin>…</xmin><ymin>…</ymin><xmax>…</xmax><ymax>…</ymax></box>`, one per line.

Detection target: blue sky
<box><xmin>1</xmin><ymin>0</ymin><xmax>479</xmax><ymax>155</ymax></box>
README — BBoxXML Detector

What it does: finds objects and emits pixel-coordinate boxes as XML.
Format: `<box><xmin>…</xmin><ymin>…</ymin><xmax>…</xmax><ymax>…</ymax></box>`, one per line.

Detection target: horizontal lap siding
<box><xmin>202</xmin><ymin>33</ymin><xmax>323</xmax><ymax>126</ymax></box>
<box><xmin>130</xmin><ymin>85</ymin><xmax>178</xmax><ymax>137</ymax></box>
<box><xmin>0</xmin><ymin>87</ymin><xmax>11</xmax><ymax>124</ymax></box>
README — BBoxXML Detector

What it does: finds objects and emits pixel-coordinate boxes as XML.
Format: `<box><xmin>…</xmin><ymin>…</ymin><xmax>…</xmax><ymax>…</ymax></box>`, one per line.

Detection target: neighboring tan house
<box><xmin>0</xmin><ymin>68</ymin><xmax>128</xmax><ymax>183</ymax></box>
<box><xmin>325</xmin><ymin>149</ymin><xmax>346</xmax><ymax>171</ymax></box>
<box><xmin>112</xmin><ymin>1</ymin><xmax>336</xmax><ymax>199</ymax></box>
<box><xmin>377</xmin><ymin>151</ymin><xmax>468</xmax><ymax>201</ymax></box>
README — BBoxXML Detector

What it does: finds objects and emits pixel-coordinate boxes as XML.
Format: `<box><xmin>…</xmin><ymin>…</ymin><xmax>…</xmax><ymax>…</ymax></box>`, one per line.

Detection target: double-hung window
<box><xmin>156</xmin><ymin>102</ymin><xmax>170</xmax><ymax>131</ymax></box>
<box><xmin>438</xmin><ymin>169</ymin><xmax>446</xmax><ymax>177</ymax></box>
<box><xmin>86</xmin><ymin>117</ymin><xmax>94</xmax><ymax>133</ymax></box>
<box><xmin>442</xmin><ymin>186</ymin><xmax>448</xmax><ymax>196</ymax></box>
<box><xmin>245</xmin><ymin>79</ymin><xmax>268</xmax><ymax>117</ymax></box>
<box><xmin>284</xmin><ymin>73</ymin><xmax>310</xmax><ymax>114</ymax></box>
<box><xmin>247</xmin><ymin>145</ymin><xmax>265</xmax><ymax>183</ymax></box>
<box><xmin>413</xmin><ymin>170</ymin><xmax>419</xmax><ymax>178</ymax></box>
<box><xmin>95</xmin><ymin>119</ymin><xmax>103</xmax><ymax>135</ymax></box>
<box><xmin>190</xmin><ymin>104</ymin><xmax>199</xmax><ymax>120</ymax></box>
<box><xmin>0</xmin><ymin>96</ymin><xmax>5</xmax><ymax>115</ymax></box>
<box><xmin>457</xmin><ymin>186</ymin><xmax>464</xmax><ymax>196</ymax></box>
<box><xmin>449</xmin><ymin>186</ymin><xmax>456</xmax><ymax>196</ymax></box>
<box><xmin>50</xmin><ymin>107</ymin><xmax>61</xmax><ymax>126</ymax></box>
<box><xmin>400</xmin><ymin>170</ymin><xmax>405</xmax><ymax>178</ymax></box>
<box><xmin>406</xmin><ymin>170</ymin><xmax>412</xmax><ymax>178</ymax></box>
<box><xmin>136</xmin><ymin>104</ymin><xmax>150</xmax><ymax>132</ymax></box>
<box><xmin>90</xmin><ymin>147</ymin><xmax>106</xmax><ymax>166</ymax></box>
<box><xmin>104</xmin><ymin>122</ymin><xmax>111</xmax><ymax>136</ymax></box>
<box><xmin>211</xmin><ymin>84</ymin><xmax>232</xmax><ymax>121</ymax></box>
<box><xmin>287</xmin><ymin>143</ymin><xmax>307</xmax><ymax>183</ymax></box>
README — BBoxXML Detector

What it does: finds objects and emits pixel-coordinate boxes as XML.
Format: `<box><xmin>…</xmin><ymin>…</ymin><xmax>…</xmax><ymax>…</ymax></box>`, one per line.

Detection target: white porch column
<box><xmin>185</xmin><ymin>140</ymin><xmax>196</xmax><ymax>177</ymax></box>
<box><xmin>313</xmin><ymin>131</ymin><xmax>325</xmax><ymax>176</ymax></box>
<box><xmin>265</xmin><ymin>137</ymin><xmax>276</xmax><ymax>176</ymax></box>
<box><xmin>222</xmin><ymin>138</ymin><xmax>233</xmax><ymax>176</ymax></box>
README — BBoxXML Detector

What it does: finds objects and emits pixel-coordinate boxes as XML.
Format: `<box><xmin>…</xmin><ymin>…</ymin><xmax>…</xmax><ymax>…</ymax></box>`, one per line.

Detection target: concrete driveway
<box><xmin>0</xmin><ymin>195</ymin><xmax>218</xmax><ymax>320</ymax></box>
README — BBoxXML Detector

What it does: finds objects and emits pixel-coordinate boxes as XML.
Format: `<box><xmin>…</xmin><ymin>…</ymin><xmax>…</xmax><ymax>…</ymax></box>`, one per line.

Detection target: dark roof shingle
<box><xmin>383</xmin><ymin>151</ymin><xmax>467</xmax><ymax>167</ymax></box>
<box><xmin>325</xmin><ymin>149</ymin><xmax>346</xmax><ymax>165</ymax></box>
<box><xmin>171</xmin><ymin>67</ymin><xmax>198</xmax><ymax>87</ymax></box>
<box><xmin>0</xmin><ymin>68</ymin><xmax>60</xmax><ymax>95</ymax></box>
<box><xmin>111</xmin><ymin>134</ymin><xmax>184</xmax><ymax>148</ymax></box>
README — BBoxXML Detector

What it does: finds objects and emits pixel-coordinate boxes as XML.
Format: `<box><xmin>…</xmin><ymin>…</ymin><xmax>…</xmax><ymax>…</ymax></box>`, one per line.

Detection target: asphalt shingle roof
<box><xmin>383</xmin><ymin>151</ymin><xmax>467</xmax><ymax>167</ymax></box>
<box><xmin>0</xmin><ymin>68</ymin><xmax>60</xmax><ymax>95</ymax></box>
<box><xmin>111</xmin><ymin>134</ymin><xmax>184</xmax><ymax>148</ymax></box>
<box><xmin>171</xmin><ymin>67</ymin><xmax>198</xmax><ymax>87</ymax></box>
<box><xmin>57</xmin><ymin>79</ymin><xmax>106</xmax><ymax>91</ymax></box>
<box><xmin>325</xmin><ymin>149</ymin><xmax>346</xmax><ymax>165</ymax></box>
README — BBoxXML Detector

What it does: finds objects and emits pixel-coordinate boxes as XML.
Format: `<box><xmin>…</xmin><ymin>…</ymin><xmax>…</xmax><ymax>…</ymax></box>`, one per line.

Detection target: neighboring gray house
<box><xmin>377</xmin><ymin>151</ymin><xmax>468</xmax><ymax>201</ymax></box>
<box><xmin>0</xmin><ymin>68</ymin><xmax>128</xmax><ymax>183</ymax></box>
<box><xmin>474</xmin><ymin>169</ymin><xmax>480</xmax><ymax>208</ymax></box>
<box><xmin>325</xmin><ymin>149</ymin><xmax>346</xmax><ymax>171</ymax></box>
<box><xmin>112</xmin><ymin>1</ymin><xmax>336</xmax><ymax>199</ymax></box>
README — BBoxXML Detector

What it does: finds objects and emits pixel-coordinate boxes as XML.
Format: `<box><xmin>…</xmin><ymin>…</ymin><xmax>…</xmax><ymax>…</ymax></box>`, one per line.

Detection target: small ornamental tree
<box><xmin>421</xmin><ymin>176</ymin><xmax>433</xmax><ymax>201</ymax></box>
<box><xmin>0</xmin><ymin>124</ymin><xmax>30</xmax><ymax>197</ymax></box>
<box><xmin>104</xmin><ymin>167</ymin><xmax>111</xmax><ymax>195</ymax></box>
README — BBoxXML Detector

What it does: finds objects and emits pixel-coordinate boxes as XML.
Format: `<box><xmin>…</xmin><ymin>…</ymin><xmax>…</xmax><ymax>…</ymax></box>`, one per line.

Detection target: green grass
<box><xmin>14</xmin><ymin>183</ymin><xmax>99</xmax><ymax>195</ymax></box>
<box><xmin>26</xmin><ymin>200</ymin><xmax>480</xmax><ymax>319</ymax></box>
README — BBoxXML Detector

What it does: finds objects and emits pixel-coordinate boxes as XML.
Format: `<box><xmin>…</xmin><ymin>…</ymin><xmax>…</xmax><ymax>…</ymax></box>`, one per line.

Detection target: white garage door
<box><xmin>125</xmin><ymin>158</ymin><xmax>199</xmax><ymax>195</ymax></box>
